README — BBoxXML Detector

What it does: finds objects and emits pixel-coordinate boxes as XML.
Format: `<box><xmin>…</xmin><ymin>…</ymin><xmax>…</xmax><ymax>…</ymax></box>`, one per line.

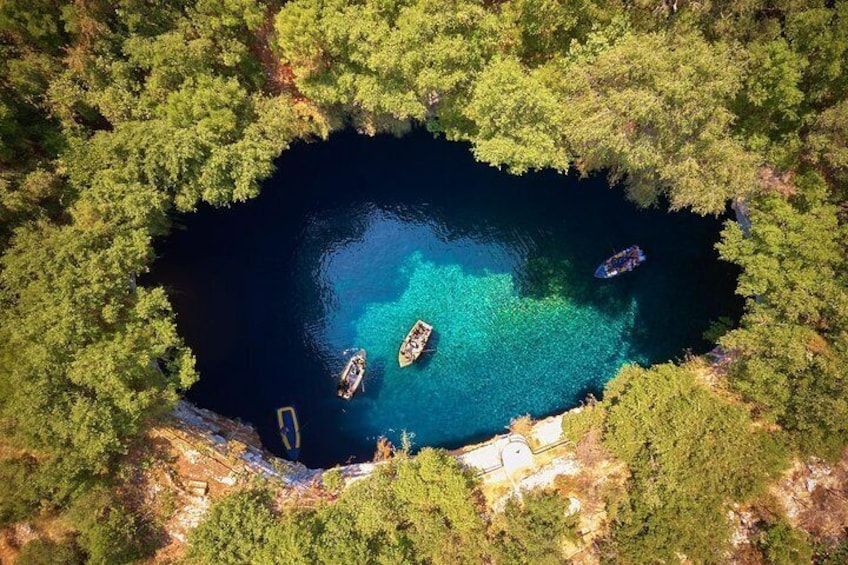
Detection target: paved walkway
<box><xmin>457</xmin><ymin>414</ymin><xmax>567</xmax><ymax>472</ymax></box>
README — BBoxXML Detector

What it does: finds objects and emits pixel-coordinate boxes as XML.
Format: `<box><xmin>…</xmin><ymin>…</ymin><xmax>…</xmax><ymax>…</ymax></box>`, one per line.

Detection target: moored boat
<box><xmin>594</xmin><ymin>245</ymin><xmax>646</xmax><ymax>279</ymax></box>
<box><xmin>398</xmin><ymin>320</ymin><xmax>433</xmax><ymax>368</ymax></box>
<box><xmin>276</xmin><ymin>405</ymin><xmax>301</xmax><ymax>460</ymax></box>
<box><xmin>337</xmin><ymin>349</ymin><xmax>366</xmax><ymax>399</ymax></box>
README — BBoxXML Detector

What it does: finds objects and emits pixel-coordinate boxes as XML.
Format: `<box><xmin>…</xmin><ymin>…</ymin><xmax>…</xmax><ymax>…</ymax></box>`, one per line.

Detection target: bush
<box><xmin>321</xmin><ymin>468</ymin><xmax>344</xmax><ymax>493</ymax></box>
<box><xmin>560</xmin><ymin>400</ymin><xmax>605</xmax><ymax>444</ymax></box>
<box><xmin>491</xmin><ymin>490</ymin><xmax>578</xmax><ymax>565</ymax></box>
<box><xmin>66</xmin><ymin>486</ymin><xmax>150</xmax><ymax>565</ymax></box>
<box><xmin>758</xmin><ymin>520</ymin><xmax>813</xmax><ymax>565</ymax></box>
<box><xmin>603</xmin><ymin>364</ymin><xmax>788</xmax><ymax>563</ymax></box>
<box><xmin>188</xmin><ymin>489</ymin><xmax>276</xmax><ymax>564</ymax></box>
<box><xmin>0</xmin><ymin>456</ymin><xmax>44</xmax><ymax>524</ymax></box>
<box><xmin>257</xmin><ymin>513</ymin><xmax>319</xmax><ymax>565</ymax></box>
<box><xmin>815</xmin><ymin>539</ymin><xmax>848</xmax><ymax>565</ymax></box>
<box><xmin>17</xmin><ymin>538</ymin><xmax>83</xmax><ymax>565</ymax></box>
<box><xmin>191</xmin><ymin>450</ymin><xmax>491</xmax><ymax>564</ymax></box>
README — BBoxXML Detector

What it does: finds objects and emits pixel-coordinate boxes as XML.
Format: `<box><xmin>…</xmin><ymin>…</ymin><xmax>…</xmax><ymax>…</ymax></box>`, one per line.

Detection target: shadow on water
<box><xmin>360</xmin><ymin>357</ymin><xmax>387</xmax><ymax>398</ymax></box>
<box><xmin>147</xmin><ymin>128</ymin><xmax>742</xmax><ymax>467</ymax></box>
<box><xmin>414</xmin><ymin>331</ymin><xmax>440</xmax><ymax>370</ymax></box>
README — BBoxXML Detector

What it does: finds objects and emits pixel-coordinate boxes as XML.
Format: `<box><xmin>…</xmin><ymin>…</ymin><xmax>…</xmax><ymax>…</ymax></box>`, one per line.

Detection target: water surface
<box><xmin>150</xmin><ymin>130</ymin><xmax>740</xmax><ymax>467</ymax></box>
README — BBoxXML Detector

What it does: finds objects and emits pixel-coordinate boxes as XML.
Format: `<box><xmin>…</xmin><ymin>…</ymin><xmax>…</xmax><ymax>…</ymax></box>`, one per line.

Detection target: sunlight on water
<box><xmin>306</xmin><ymin>210</ymin><xmax>645</xmax><ymax>451</ymax></box>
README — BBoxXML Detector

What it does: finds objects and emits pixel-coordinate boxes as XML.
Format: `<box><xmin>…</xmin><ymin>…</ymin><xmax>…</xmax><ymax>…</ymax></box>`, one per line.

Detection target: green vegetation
<box><xmin>757</xmin><ymin>519</ymin><xmax>814</xmax><ymax>565</ymax></box>
<box><xmin>601</xmin><ymin>364</ymin><xmax>787</xmax><ymax>563</ymax></box>
<box><xmin>1</xmin><ymin>0</ymin><xmax>847</xmax><ymax>561</ymax></box>
<box><xmin>717</xmin><ymin>171</ymin><xmax>848</xmax><ymax>458</ymax></box>
<box><xmin>189</xmin><ymin>450</ymin><xmax>578</xmax><ymax>564</ymax></box>
<box><xmin>17</xmin><ymin>538</ymin><xmax>83</xmax><ymax>565</ymax></box>
<box><xmin>490</xmin><ymin>490</ymin><xmax>578</xmax><ymax>565</ymax></box>
<box><xmin>0</xmin><ymin>456</ymin><xmax>44</xmax><ymax>525</ymax></box>
<box><xmin>64</xmin><ymin>486</ymin><xmax>151</xmax><ymax>565</ymax></box>
<box><xmin>188</xmin><ymin>488</ymin><xmax>278</xmax><ymax>564</ymax></box>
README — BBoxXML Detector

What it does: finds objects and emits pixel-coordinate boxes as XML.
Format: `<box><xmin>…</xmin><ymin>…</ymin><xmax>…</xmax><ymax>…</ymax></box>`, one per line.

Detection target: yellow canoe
<box><xmin>276</xmin><ymin>406</ymin><xmax>300</xmax><ymax>460</ymax></box>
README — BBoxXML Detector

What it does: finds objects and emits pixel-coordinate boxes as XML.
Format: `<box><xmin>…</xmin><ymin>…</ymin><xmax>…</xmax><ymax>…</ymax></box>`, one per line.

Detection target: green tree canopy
<box><xmin>190</xmin><ymin>450</ymin><xmax>491</xmax><ymax>564</ymax></box>
<box><xmin>554</xmin><ymin>31</ymin><xmax>759</xmax><ymax>214</ymax></box>
<box><xmin>602</xmin><ymin>363</ymin><xmax>787</xmax><ymax>563</ymax></box>
<box><xmin>717</xmin><ymin>172</ymin><xmax>848</xmax><ymax>458</ymax></box>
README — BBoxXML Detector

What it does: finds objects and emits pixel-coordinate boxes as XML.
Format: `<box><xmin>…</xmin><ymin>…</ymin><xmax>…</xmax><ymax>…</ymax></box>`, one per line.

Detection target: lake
<box><xmin>149</xmin><ymin>129</ymin><xmax>741</xmax><ymax>467</ymax></box>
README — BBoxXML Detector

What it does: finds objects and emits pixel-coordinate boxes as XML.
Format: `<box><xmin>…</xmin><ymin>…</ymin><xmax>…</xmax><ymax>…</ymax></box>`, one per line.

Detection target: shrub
<box><xmin>491</xmin><ymin>490</ymin><xmax>578</xmax><ymax>565</ymax></box>
<box><xmin>188</xmin><ymin>489</ymin><xmax>276</xmax><ymax>564</ymax></box>
<box><xmin>0</xmin><ymin>456</ymin><xmax>44</xmax><ymax>524</ymax></box>
<box><xmin>758</xmin><ymin>520</ymin><xmax>813</xmax><ymax>565</ymax></box>
<box><xmin>66</xmin><ymin>486</ymin><xmax>151</xmax><ymax>565</ymax></box>
<box><xmin>603</xmin><ymin>364</ymin><xmax>788</xmax><ymax>563</ymax></box>
<box><xmin>321</xmin><ymin>468</ymin><xmax>344</xmax><ymax>493</ymax></box>
<box><xmin>560</xmin><ymin>400</ymin><xmax>605</xmax><ymax>444</ymax></box>
<box><xmin>17</xmin><ymin>538</ymin><xmax>83</xmax><ymax>565</ymax></box>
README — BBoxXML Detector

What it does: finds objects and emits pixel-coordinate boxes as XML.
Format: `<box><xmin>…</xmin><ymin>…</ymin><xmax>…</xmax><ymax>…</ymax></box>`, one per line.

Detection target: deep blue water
<box><xmin>149</xmin><ymin>129</ymin><xmax>741</xmax><ymax>467</ymax></box>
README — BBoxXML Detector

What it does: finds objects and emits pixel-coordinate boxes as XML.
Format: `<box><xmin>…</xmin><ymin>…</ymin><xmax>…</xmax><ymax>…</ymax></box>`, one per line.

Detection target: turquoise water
<box><xmin>149</xmin><ymin>130</ymin><xmax>740</xmax><ymax>467</ymax></box>
<box><xmin>316</xmin><ymin>225</ymin><xmax>641</xmax><ymax>446</ymax></box>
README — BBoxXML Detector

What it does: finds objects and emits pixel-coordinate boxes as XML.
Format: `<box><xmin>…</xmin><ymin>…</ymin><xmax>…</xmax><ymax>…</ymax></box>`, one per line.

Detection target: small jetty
<box><xmin>276</xmin><ymin>405</ymin><xmax>300</xmax><ymax>460</ymax></box>
<box><xmin>337</xmin><ymin>349</ymin><xmax>366</xmax><ymax>399</ymax></box>
<box><xmin>398</xmin><ymin>320</ymin><xmax>433</xmax><ymax>368</ymax></box>
<box><xmin>594</xmin><ymin>245</ymin><xmax>646</xmax><ymax>279</ymax></box>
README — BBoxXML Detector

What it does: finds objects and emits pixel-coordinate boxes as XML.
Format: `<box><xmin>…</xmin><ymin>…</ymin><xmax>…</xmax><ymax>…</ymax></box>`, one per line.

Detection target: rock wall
<box><xmin>168</xmin><ymin>401</ymin><xmax>320</xmax><ymax>487</ymax></box>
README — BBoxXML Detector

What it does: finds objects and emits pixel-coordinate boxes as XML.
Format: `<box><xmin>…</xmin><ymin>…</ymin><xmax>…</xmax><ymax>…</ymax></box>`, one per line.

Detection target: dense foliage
<box><xmin>490</xmin><ymin>490</ymin><xmax>579</xmax><ymax>565</ymax></box>
<box><xmin>1</xmin><ymin>0</ymin><xmax>847</xmax><ymax>561</ymax></box>
<box><xmin>717</xmin><ymin>171</ymin><xmax>848</xmax><ymax>458</ymax></box>
<box><xmin>601</xmin><ymin>364</ymin><xmax>787</xmax><ymax>563</ymax></box>
<box><xmin>189</xmin><ymin>450</ymin><xmax>577</xmax><ymax>564</ymax></box>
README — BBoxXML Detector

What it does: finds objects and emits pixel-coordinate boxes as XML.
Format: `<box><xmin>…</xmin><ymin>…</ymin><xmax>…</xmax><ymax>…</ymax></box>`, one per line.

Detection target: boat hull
<box><xmin>398</xmin><ymin>320</ymin><xmax>433</xmax><ymax>367</ymax></box>
<box><xmin>276</xmin><ymin>406</ymin><xmax>300</xmax><ymax>460</ymax></box>
<box><xmin>594</xmin><ymin>246</ymin><xmax>646</xmax><ymax>279</ymax></box>
<box><xmin>337</xmin><ymin>349</ymin><xmax>366</xmax><ymax>399</ymax></box>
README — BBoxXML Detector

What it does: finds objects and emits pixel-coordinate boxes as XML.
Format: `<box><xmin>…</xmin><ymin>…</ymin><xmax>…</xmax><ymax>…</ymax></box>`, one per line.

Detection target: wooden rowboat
<box><xmin>337</xmin><ymin>349</ymin><xmax>366</xmax><ymax>400</ymax></box>
<box><xmin>276</xmin><ymin>405</ymin><xmax>300</xmax><ymax>460</ymax></box>
<box><xmin>398</xmin><ymin>320</ymin><xmax>433</xmax><ymax>368</ymax></box>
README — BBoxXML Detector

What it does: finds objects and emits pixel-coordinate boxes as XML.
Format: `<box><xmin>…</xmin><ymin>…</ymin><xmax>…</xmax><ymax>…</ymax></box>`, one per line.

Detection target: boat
<box><xmin>337</xmin><ymin>349</ymin><xmax>366</xmax><ymax>399</ymax></box>
<box><xmin>594</xmin><ymin>245</ymin><xmax>646</xmax><ymax>279</ymax></box>
<box><xmin>398</xmin><ymin>320</ymin><xmax>433</xmax><ymax>368</ymax></box>
<box><xmin>276</xmin><ymin>405</ymin><xmax>300</xmax><ymax>460</ymax></box>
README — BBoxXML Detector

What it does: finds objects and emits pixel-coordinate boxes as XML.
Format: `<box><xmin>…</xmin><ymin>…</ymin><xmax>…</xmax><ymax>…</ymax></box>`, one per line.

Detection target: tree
<box><xmin>189</xmin><ymin>489</ymin><xmax>277</xmax><ymax>564</ymax></box>
<box><xmin>807</xmin><ymin>99</ymin><xmax>848</xmax><ymax>187</ymax></box>
<box><xmin>497</xmin><ymin>0</ymin><xmax>601</xmax><ymax>64</ymax></box>
<box><xmin>554</xmin><ymin>31</ymin><xmax>759</xmax><ymax>214</ymax></box>
<box><xmin>717</xmin><ymin>171</ymin><xmax>848</xmax><ymax>458</ymax></box>
<box><xmin>491</xmin><ymin>490</ymin><xmax>578</xmax><ymax>565</ymax></box>
<box><xmin>602</xmin><ymin>363</ymin><xmax>787</xmax><ymax>563</ymax></box>
<box><xmin>783</xmin><ymin>5</ymin><xmax>848</xmax><ymax>107</ymax></box>
<box><xmin>275</xmin><ymin>0</ymin><xmax>501</xmax><ymax>123</ymax></box>
<box><xmin>733</xmin><ymin>38</ymin><xmax>807</xmax><ymax>170</ymax></box>
<box><xmin>460</xmin><ymin>56</ymin><xmax>570</xmax><ymax>174</ymax></box>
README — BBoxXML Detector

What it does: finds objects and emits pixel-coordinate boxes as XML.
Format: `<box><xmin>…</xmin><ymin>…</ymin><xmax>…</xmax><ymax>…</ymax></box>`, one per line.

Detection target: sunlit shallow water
<box><xmin>149</xmin><ymin>130</ymin><xmax>740</xmax><ymax>467</ymax></box>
